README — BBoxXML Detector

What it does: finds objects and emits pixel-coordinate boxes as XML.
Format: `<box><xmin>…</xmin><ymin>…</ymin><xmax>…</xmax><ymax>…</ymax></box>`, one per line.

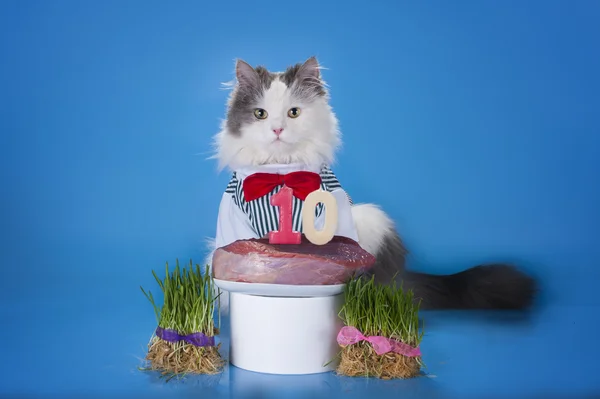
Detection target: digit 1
<box><xmin>302</xmin><ymin>190</ymin><xmax>338</xmax><ymax>245</ymax></box>
<box><xmin>269</xmin><ymin>185</ymin><xmax>301</xmax><ymax>244</ymax></box>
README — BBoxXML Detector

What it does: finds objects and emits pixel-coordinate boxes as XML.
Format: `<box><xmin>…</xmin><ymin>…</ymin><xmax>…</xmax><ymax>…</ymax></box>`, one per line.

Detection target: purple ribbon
<box><xmin>155</xmin><ymin>327</ymin><xmax>215</xmax><ymax>347</ymax></box>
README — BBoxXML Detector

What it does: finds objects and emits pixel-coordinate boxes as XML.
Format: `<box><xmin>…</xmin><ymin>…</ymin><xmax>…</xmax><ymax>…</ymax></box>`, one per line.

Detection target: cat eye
<box><xmin>287</xmin><ymin>107</ymin><xmax>301</xmax><ymax>118</ymax></box>
<box><xmin>254</xmin><ymin>108</ymin><xmax>268</xmax><ymax>120</ymax></box>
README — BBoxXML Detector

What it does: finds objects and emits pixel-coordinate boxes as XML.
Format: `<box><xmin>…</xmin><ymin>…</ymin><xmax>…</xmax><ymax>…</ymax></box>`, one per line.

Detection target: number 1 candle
<box><xmin>268</xmin><ymin>185</ymin><xmax>301</xmax><ymax>244</ymax></box>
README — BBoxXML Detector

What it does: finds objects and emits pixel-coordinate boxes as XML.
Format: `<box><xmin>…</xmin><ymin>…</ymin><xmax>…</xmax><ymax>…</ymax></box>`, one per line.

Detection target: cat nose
<box><xmin>273</xmin><ymin>128</ymin><xmax>284</xmax><ymax>136</ymax></box>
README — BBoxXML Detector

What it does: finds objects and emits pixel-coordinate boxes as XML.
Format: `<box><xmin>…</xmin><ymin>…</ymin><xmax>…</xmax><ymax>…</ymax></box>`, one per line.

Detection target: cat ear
<box><xmin>297</xmin><ymin>56</ymin><xmax>321</xmax><ymax>81</ymax></box>
<box><xmin>235</xmin><ymin>59</ymin><xmax>260</xmax><ymax>88</ymax></box>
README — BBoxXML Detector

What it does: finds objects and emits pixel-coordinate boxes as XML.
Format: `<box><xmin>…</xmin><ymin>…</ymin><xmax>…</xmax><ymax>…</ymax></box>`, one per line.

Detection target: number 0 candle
<box><xmin>302</xmin><ymin>190</ymin><xmax>338</xmax><ymax>245</ymax></box>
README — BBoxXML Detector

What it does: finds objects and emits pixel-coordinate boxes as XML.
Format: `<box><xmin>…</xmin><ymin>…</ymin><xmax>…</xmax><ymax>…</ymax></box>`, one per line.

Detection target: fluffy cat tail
<box><xmin>400</xmin><ymin>264</ymin><xmax>537</xmax><ymax>310</ymax></box>
<box><xmin>351</xmin><ymin>203</ymin><xmax>537</xmax><ymax>310</ymax></box>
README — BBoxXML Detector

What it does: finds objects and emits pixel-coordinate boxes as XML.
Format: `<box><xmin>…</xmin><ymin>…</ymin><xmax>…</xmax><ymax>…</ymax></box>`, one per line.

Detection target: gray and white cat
<box><xmin>207</xmin><ymin>56</ymin><xmax>536</xmax><ymax>312</ymax></box>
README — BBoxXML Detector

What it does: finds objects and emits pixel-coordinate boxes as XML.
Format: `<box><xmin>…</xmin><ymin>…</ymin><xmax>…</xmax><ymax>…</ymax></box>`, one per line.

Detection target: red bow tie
<box><xmin>242</xmin><ymin>171</ymin><xmax>322</xmax><ymax>202</ymax></box>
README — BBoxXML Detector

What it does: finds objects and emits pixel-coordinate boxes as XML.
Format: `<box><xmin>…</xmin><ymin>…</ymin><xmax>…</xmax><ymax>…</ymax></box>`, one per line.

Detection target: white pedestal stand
<box><xmin>215</xmin><ymin>280</ymin><xmax>345</xmax><ymax>375</ymax></box>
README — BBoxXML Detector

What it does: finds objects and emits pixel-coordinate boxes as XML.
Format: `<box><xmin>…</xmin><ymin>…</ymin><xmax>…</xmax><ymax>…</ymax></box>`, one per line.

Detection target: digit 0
<box><xmin>302</xmin><ymin>190</ymin><xmax>338</xmax><ymax>245</ymax></box>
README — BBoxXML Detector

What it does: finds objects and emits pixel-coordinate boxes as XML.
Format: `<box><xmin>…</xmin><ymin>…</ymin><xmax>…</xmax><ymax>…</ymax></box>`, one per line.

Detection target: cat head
<box><xmin>212</xmin><ymin>57</ymin><xmax>341</xmax><ymax>171</ymax></box>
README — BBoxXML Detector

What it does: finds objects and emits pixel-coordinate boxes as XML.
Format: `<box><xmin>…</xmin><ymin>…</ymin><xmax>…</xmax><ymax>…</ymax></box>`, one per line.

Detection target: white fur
<box><xmin>203</xmin><ymin>237</ymin><xmax>216</xmax><ymax>266</ymax></box>
<box><xmin>201</xmin><ymin>238</ymin><xmax>229</xmax><ymax>312</ymax></box>
<box><xmin>213</xmin><ymin>79</ymin><xmax>341</xmax><ymax>172</ymax></box>
<box><xmin>350</xmin><ymin>203</ymin><xmax>396</xmax><ymax>256</ymax></box>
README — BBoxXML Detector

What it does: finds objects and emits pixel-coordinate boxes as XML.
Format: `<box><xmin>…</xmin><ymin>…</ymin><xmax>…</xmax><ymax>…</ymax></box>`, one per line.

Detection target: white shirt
<box><xmin>214</xmin><ymin>163</ymin><xmax>358</xmax><ymax>249</ymax></box>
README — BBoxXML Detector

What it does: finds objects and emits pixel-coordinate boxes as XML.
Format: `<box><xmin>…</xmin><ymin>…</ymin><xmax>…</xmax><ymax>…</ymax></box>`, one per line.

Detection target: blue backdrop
<box><xmin>1</xmin><ymin>1</ymin><xmax>599</xmax><ymax>398</ymax></box>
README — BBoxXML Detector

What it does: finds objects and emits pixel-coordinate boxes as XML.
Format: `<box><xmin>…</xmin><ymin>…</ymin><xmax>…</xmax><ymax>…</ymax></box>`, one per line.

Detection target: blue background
<box><xmin>1</xmin><ymin>0</ymin><xmax>599</xmax><ymax>398</ymax></box>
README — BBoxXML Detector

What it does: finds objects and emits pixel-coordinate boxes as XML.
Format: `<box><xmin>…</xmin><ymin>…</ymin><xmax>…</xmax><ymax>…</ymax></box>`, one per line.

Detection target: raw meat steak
<box><xmin>212</xmin><ymin>235</ymin><xmax>376</xmax><ymax>285</ymax></box>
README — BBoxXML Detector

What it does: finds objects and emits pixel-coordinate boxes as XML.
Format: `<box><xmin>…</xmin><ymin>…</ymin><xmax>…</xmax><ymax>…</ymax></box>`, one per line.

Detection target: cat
<box><xmin>206</xmin><ymin>56</ymin><xmax>536</xmax><ymax>312</ymax></box>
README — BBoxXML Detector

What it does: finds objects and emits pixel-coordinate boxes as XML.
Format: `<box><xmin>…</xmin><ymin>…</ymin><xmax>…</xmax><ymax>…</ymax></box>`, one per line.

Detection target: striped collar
<box><xmin>234</xmin><ymin>163</ymin><xmax>322</xmax><ymax>181</ymax></box>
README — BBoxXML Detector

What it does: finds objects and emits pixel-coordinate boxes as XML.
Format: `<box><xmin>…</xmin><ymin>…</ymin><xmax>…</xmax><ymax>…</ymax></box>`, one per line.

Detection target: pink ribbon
<box><xmin>336</xmin><ymin>326</ymin><xmax>422</xmax><ymax>357</ymax></box>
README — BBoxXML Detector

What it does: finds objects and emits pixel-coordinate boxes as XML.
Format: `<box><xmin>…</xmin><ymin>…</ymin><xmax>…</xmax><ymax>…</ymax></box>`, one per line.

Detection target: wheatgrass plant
<box><xmin>337</xmin><ymin>275</ymin><xmax>424</xmax><ymax>379</ymax></box>
<box><xmin>140</xmin><ymin>259</ymin><xmax>224</xmax><ymax>377</ymax></box>
<box><xmin>339</xmin><ymin>275</ymin><xmax>424</xmax><ymax>347</ymax></box>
